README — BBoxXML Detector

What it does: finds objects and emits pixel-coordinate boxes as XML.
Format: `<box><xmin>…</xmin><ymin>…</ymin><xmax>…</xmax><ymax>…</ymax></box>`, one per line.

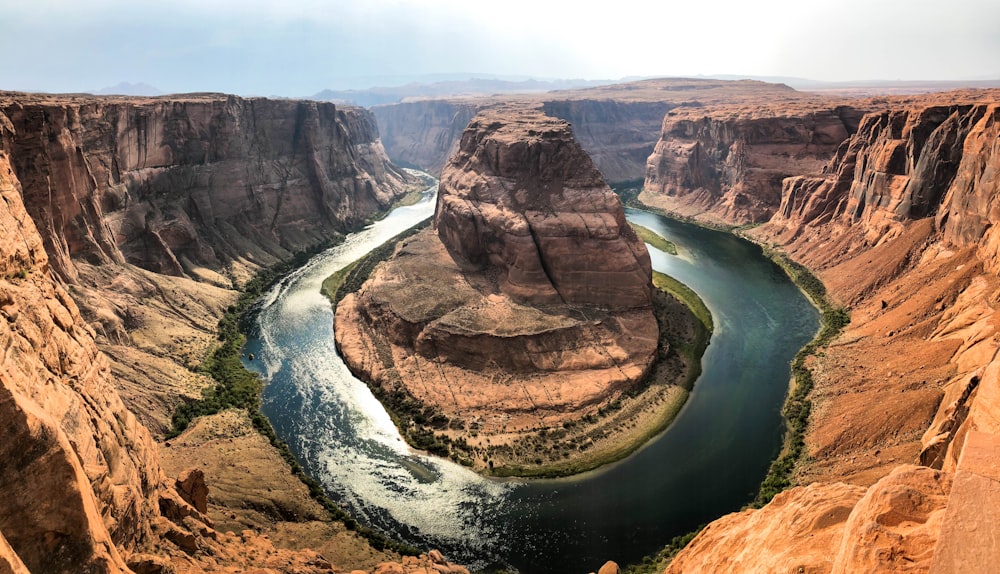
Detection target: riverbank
<box><xmin>617</xmin><ymin>195</ymin><xmax>850</xmax><ymax>503</ymax></box>
<box><xmin>617</xmin><ymin>204</ymin><xmax>850</xmax><ymax>573</ymax></box>
<box><xmin>325</xmin><ymin>224</ymin><xmax>713</xmax><ymax>479</ymax></box>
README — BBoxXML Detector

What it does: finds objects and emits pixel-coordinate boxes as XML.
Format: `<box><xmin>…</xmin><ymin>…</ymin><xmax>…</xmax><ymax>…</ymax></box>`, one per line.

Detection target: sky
<box><xmin>3</xmin><ymin>0</ymin><xmax>999</xmax><ymax>96</ymax></box>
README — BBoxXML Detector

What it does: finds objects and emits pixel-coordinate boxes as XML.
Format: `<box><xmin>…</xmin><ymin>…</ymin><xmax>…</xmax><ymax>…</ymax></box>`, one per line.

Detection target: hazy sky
<box><xmin>3</xmin><ymin>0</ymin><xmax>999</xmax><ymax>95</ymax></box>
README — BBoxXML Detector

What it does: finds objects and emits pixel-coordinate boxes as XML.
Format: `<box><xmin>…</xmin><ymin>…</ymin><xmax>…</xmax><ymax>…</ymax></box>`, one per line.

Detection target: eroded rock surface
<box><xmin>337</xmin><ymin>107</ymin><xmax>663</xmax><ymax>471</ymax></box>
<box><xmin>667</xmin><ymin>466</ymin><xmax>950</xmax><ymax>574</ymax></box>
<box><xmin>0</xmin><ymin>94</ymin><xmax>451</xmax><ymax>573</ymax></box>
<box><xmin>659</xmin><ymin>91</ymin><xmax>1000</xmax><ymax>573</ymax></box>
<box><xmin>642</xmin><ymin>102</ymin><xmax>868</xmax><ymax>224</ymax></box>
<box><xmin>373</xmin><ymin>78</ymin><xmax>806</xmax><ymax>184</ymax></box>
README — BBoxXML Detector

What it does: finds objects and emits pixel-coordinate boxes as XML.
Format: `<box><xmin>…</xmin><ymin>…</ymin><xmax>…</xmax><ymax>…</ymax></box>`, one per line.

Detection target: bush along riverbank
<box><xmin>166</xmin><ymin>239</ymin><xmax>420</xmax><ymax>556</ymax></box>
<box><xmin>751</xmin><ymin>246</ymin><xmax>850</xmax><ymax>506</ymax></box>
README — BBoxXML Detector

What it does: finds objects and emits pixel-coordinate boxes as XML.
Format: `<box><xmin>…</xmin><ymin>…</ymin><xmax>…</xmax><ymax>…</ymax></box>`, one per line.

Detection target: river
<box><xmin>244</xmin><ymin>180</ymin><xmax>819</xmax><ymax>573</ymax></box>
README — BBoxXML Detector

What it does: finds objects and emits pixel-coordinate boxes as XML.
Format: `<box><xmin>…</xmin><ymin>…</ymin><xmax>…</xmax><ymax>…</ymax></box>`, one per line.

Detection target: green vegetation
<box><xmin>653</xmin><ymin>271</ymin><xmax>713</xmax><ymax>339</ymax></box>
<box><xmin>392</xmin><ymin>189</ymin><xmax>428</xmax><ymax>208</ymax></box>
<box><xmin>752</xmin><ymin>246</ymin><xmax>850</xmax><ymax>507</ymax></box>
<box><xmin>320</xmin><ymin>260</ymin><xmax>359</xmax><ymax>301</ymax></box>
<box><xmin>167</xmin><ymin>244</ymin><xmax>339</xmax><ymax>438</ymax></box>
<box><xmin>325</xmin><ymin>218</ymin><xmax>431</xmax><ymax>306</ymax></box>
<box><xmin>630</xmin><ymin>222</ymin><xmax>678</xmax><ymax>255</ymax></box>
<box><xmin>166</xmin><ymin>238</ymin><xmax>419</xmax><ymax>556</ymax></box>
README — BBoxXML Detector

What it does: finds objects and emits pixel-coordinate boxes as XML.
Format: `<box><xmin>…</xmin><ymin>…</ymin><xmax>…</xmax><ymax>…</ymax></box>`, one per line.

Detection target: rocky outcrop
<box><xmin>375</xmin><ymin>98</ymin><xmax>672</xmax><ymax>183</ymax></box>
<box><xmin>641</xmin><ymin>103</ymin><xmax>867</xmax><ymax>224</ymax></box>
<box><xmin>0</xmin><ymin>92</ymin><xmax>416</xmax><ymax>435</ymax></box>
<box><xmin>0</xmin><ymin>94</ymin><xmax>440</xmax><ymax>573</ymax></box>
<box><xmin>0</xmin><ymin>122</ymin><xmax>159</xmax><ymax>572</ymax></box>
<box><xmin>337</xmin><ymin>107</ymin><xmax>664</xmax><ymax>471</ymax></box>
<box><xmin>662</xmin><ymin>92</ymin><xmax>1000</xmax><ymax>573</ymax></box>
<box><xmin>538</xmin><ymin>99</ymin><xmax>674</xmax><ymax>183</ymax></box>
<box><xmin>774</xmin><ymin>103</ymin><xmax>999</xmax><ymax>247</ymax></box>
<box><xmin>667</xmin><ymin>466</ymin><xmax>950</xmax><ymax>574</ymax></box>
<box><xmin>435</xmin><ymin>107</ymin><xmax>652</xmax><ymax>308</ymax></box>
<box><xmin>372</xmin><ymin>100</ymin><xmax>480</xmax><ymax>175</ymax></box>
<box><xmin>1</xmin><ymin>92</ymin><xmax>415</xmax><ymax>284</ymax></box>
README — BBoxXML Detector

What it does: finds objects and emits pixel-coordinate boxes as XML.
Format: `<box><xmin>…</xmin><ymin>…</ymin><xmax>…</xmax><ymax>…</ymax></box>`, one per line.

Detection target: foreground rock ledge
<box><xmin>336</xmin><ymin>107</ymin><xmax>693</xmax><ymax>475</ymax></box>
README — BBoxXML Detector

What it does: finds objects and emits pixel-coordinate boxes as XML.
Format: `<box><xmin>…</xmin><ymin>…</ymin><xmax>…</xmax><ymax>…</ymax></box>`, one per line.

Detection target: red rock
<box><xmin>336</xmin><ymin>107</ymin><xmax>658</xmax><ymax>440</ymax></box>
<box><xmin>436</xmin><ymin>106</ymin><xmax>652</xmax><ymax>309</ymax></box>
<box><xmin>175</xmin><ymin>468</ymin><xmax>209</xmax><ymax>514</ymax></box>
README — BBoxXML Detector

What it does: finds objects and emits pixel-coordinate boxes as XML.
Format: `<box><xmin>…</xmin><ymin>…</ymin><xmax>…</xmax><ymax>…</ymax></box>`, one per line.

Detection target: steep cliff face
<box><xmin>664</xmin><ymin>92</ymin><xmax>1000</xmax><ymax>573</ymax></box>
<box><xmin>435</xmin><ymin>107</ymin><xmax>653</xmax><ymax>308</ymax></box>
<box><xmin>1</xmin><ymin>93</ymin><xmax>415</xmax><ymax>284</ymax></box>
<box><xmin>0</xmin><ymin>121</ymin><xmax>160</xmax><ymax>573</ymax></box>
<box><xmin>0</xmin><ymin>92</ymin><xmax>416</xmax><ymax>435</ymax></box>
<box><xmin>373</xmin><ymin>79</ymin><xmax>802</xmax><ymax>186</ymax></box>
<box><xmin>775</xmin><ymin>103</ymin><xmax>998</xmax><ymax>248</ymax></box>
<box><xmin>641</xmin><ymin>104</ymin><xmax>867</xmax><ymax>224</ymax></box>
<box><xmin>337</xmin><ymin>107</ymin><xmax>673</xmax><ymax>474</ymax></box>
<box><xmin>372</xmin><ymin>100</ymin><xmax>480</xmax><ymax>175</ymax></box>
<box><xmin>374</xmin><ymin>97</ymin><xmax>673</xmax><ymax>184</ymax></box>
<box><xmin>538</xmin><ymin>99</ymin><xmax>674</xmax><ymax>183</ymax></box>
<box><xmin>0</xmin><ymin>94</ymin><xmax>436</xmax><ymax>573</ymax></box>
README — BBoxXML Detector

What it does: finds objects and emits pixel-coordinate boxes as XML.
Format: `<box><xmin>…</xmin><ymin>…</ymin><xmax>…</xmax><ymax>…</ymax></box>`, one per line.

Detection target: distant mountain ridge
<box><xmin>91</xmin><ymin>82</ymin><xmax>164</xmax><ymax>96</ymax></box>
<box><xmin>312</xmin><ymin>77</ymin><xmax>616</xmax><ymax>107</ymax></box>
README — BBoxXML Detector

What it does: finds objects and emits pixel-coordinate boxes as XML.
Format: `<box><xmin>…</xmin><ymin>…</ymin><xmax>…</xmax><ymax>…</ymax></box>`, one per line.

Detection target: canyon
<box><xmin>372</xmin><ymin>78</ymin><xmax>818</xmax><ymax>185</ymax></box>
<box><xmin>2</xmin><ymin>77</ymin><xmax>1000</xmax><ymax>574</ymax></box>
<box><xmin>643</xmin><ymin>90</ymin><xmax>1000</xmax><ymax>573</ymax></box>
<box><xmin>0</xmin><ymin>92</ymin><xmax>456</xmax><ymax>573</ymax></box>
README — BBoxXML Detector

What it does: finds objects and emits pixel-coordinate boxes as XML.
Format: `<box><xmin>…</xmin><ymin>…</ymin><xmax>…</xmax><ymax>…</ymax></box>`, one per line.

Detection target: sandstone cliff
<box><xmin>659</xmin><ymin>91</ymin><xmax>1000</xmax><ymax>573</ymax></box>
<box><xmin>373</xmin><ymin>78</ymin><xmax>803</xmax><ymax>185</ymax></box>
<box><xmin>0</xmin><ymin>93</ymin><xmax>437</xmax><ymax>573</ymax></box>
<box><xmin>1</xmin><ymin>118</ymin><xmax>160</xmax><ymax>573</ymax></box>
<box><xmin>641</xmin><ymin>102</ymin><xmax>868</xmax><ymax>224</ymax></box>
<box><xmin>1</xmin><ymin>92</ymin><xmax>414</xmax><ymax>285</ymax></box>
<box><xmin>0</xmin><ymin>92</ymin><xmax>416</xmax><ymax>435</ymax></box>
<box><xmin>336</xmin><ymin>107</ymin><xmax>682</xmax><ymax>474</ymax></box>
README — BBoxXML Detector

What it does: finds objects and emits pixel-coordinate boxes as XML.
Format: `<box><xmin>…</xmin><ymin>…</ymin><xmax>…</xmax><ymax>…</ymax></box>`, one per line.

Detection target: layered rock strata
<box><xmin>0</xmin><ymin>94</ymin><xmax>442</xmax><ymax>573</ymax></box>
<box><xmin>657</xmin><ymin>92</ymin><xmax>1000</xmax><ymax>572</ymax></box>
<box><xmin>0</xmin><ymin>92</ymin><xmax>416</xmax><ymax>434</ymax></box>
<box><xmin>337</xmin><ymin>107</ymin><xmax>662</xmax><ymax>471</ymax></box>
<box><xmin>0</xmin><ymin>135</ymin><xmax>158</xmax><ymax>573</ymax></box>
<box><xmin>641</xmin><ymin>103</ymin><xmax>868</xmax><ymax>224</ymax></box>
<box><xmin>373</xmin><ymin>78</ymin><xmax>807</xmax><ymax>185</ymax></box>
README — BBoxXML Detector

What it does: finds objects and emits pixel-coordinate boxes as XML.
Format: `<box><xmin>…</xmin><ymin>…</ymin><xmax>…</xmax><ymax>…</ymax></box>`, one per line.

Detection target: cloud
<box><xmin>1</xmin><ymin>0</ymin><xmax>997</xmax><ymax>94</ymax></box>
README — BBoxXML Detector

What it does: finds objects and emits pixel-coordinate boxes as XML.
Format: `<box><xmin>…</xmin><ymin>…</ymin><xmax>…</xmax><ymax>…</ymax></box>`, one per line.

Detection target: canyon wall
<box><xmin>374</xmin><ymin>98</ymin><xmax>671</xmax><ymax>183</ymax></box>
<box><xmin>1</xmin><ymin>115</ymin><xmax>160</xmax><ymax>573</ymax></box>
<box><xmin>435</xmin><ymin>107</ymin><xmax>653</xmax><ymax>308</ymax></box>
<box><xmin>373</xmin><ymin>79</ymin><xmax>801</xmax><ymax>186</ymax></box>
<box><xmin>660</xmin><ymin>93</ymin><xmax>1000</xmax><ymax>572</ymax></box>
<box><xmin>0</xmin><ymin>93</ymin><xmax>424</xmax><ymax>572</ymax></box>
<box><xmin>641</xmin><ymin>103</ymin><xmax>868</xmax><ymax>224</ymax></box>
<box><xmin>0</xmin><ymin>92</ymin><xmax>416</xmax><ymax>435</ymax></box>
<box><xmin>1</xmin><ymin>93</ymin><xmax>414</xmax><ymax>285</ymax></box>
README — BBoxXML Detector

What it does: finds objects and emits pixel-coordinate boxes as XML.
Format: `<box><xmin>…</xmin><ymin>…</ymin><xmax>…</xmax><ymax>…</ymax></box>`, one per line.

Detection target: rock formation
<box><xmin>650</xmin><ymin>91</ymin><xmax>1000</xmax><ymax>572</ymax></box>
<box><xmin>0</xmin><ymin>92</ymin><xmax>414</xmax><ymax>285</ymax></box>
<box><xmin>641</xmin><ymin>102</ymin><xmax>868</xmax><ymax>224</ymax></box>
<box><xmin>373</xmin><ymin>78</ymin><xmax>803</xmax><ymax>185</ymax></box>
<box><xmin>1</xmin><ymin>122</ymin><xmax>159</xmax><ymax>573</ymax></box>
<box><xmin>434</xmin><ymin>108</ymin><xmax>653</xmax><ymax>308</ymax></box>
<box><xmin>337</xmin><ymin>107</ymin><xmax>667</xmax><ymax>472</ymax></box>
<box><xmin>0</xmin><ymin>93</ymin><xmax>441</xmax><ymax>573</ymax></box>
<box><xmin>0</xmin><ymin>91</ymin><xmax>417</xmax><ymax>435</ymax></box>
